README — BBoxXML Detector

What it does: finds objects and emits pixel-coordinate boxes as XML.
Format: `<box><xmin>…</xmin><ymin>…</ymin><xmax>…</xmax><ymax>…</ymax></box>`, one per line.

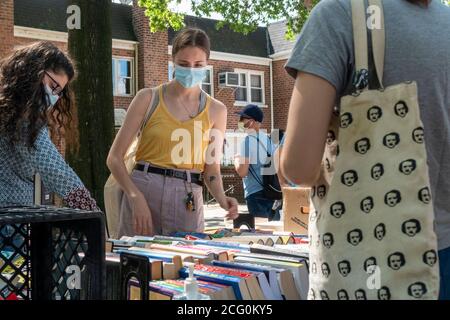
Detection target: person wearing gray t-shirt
<box><xmin>281</xmin><ymin>0</ymin><xmax>450</xmax><ymax>299</ymax></box>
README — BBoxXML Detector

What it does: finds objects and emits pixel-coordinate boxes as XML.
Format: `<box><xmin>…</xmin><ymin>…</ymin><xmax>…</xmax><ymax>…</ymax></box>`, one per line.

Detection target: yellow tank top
<box><xmin>135</xmin><ymin>85</ymin><xmax>213</xmax><ymax>172</ymax></box>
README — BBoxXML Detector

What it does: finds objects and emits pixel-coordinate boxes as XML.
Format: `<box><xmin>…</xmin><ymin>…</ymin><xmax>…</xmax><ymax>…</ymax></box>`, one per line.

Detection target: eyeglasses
<box><xmin>44</xmin><ymin>71</ymin><xmax>64</xmax><ymax>97</ymax></box>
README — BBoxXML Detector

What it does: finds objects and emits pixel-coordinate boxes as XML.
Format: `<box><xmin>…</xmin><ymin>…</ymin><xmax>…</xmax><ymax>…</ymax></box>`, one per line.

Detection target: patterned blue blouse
<box><xmin>0</xmin><ymin>126</ymin><xmax>97</xmax><ymax>210</ymax></box>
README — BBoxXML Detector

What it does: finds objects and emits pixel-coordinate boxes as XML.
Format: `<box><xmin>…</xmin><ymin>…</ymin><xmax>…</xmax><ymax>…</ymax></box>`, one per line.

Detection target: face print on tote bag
<box><xmin>306</xmin><ymin>0</ymin><xmax>439</xmax><ymax>300</ymax></box>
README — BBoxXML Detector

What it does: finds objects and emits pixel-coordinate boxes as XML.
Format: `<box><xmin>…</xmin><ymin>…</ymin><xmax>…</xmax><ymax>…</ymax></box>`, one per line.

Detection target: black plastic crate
<box><xmin>120</xmin><ymin>252</ymin><xmax>150</xmax><ymax>300</ymax></box>
<box><xmin>0</xmin><ymin>206</ymin><xmax>105</xmax><ymax>300</ymax></box>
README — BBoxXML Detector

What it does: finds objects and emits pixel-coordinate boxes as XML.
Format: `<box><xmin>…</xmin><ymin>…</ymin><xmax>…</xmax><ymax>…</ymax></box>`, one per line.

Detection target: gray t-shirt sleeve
<box><xmin>285</xmin><ymin>0</ymin><xmax>354</xmax><ymax>95</ymax></box>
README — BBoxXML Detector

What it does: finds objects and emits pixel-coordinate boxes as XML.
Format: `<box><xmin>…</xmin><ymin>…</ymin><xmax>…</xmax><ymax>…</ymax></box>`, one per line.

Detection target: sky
<box><xmin>112</xmin><ymin>0</ymin><xmax>224</xmax><ymax>19</ymax></box>
<box><xmin>168</xmin><ymin>0</ymin><xmax>225</xmax><ymax>20</ymax></box>
<box><xmin>113</xmin><ymin>0</ymin><xmax>279</xmax><ymax>26</ymax></box>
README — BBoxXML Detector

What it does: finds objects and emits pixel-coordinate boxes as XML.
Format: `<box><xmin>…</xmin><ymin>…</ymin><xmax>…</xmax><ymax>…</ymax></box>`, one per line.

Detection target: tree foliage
<box><xmin>138</xmin><ymin>0</ymin><xmax>320</xmax><ymax>39</ymax></box>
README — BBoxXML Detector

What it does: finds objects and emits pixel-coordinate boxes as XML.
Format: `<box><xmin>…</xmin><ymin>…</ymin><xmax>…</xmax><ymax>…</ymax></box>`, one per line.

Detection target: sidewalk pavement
<box><xmin>203</xmin><ymin>203</ymin><xmax>285</xmax><ymax>231</ymax></box>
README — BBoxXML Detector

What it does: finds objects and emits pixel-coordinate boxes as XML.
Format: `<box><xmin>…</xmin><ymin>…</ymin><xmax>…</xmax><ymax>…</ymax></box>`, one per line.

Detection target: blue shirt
<box><xmin>0</xmin><ymin>126</ymin><xmax>95</xmax><ymax>209</ymax></box>
<box><xmin>238</xmin><ymin>132</ymin><xmax>271</xmax><ymax>198</ymax></box>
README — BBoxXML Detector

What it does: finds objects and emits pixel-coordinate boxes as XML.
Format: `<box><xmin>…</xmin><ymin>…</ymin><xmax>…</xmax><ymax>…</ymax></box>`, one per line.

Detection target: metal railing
<box><xmin>205</xmin><ymin>185</ymin><xmax>235</xmax><ymax>206</ymax></box>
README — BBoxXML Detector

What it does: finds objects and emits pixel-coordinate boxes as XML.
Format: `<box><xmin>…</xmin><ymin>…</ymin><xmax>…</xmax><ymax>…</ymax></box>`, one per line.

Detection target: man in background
<box><xmin>233</xmin><ymin>105</ymin><xmax>281</xmax><ymax>221</ymax></box>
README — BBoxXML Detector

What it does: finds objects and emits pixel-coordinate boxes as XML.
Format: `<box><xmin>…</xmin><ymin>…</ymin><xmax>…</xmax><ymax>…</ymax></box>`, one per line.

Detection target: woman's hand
<box><xmin>221</xmin><ymin>196</ymin><xmax>239</xmax><ymax>220</ymax></box>
<box><xmin>129</xmin><ymin>192</ymin><xmax>153</xmax><ymax>235</ymax></box>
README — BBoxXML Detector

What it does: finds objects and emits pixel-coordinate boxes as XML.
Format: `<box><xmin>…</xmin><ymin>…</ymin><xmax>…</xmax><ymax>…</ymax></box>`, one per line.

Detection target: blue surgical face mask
<box><xmin>44</xmin><ymin>84</ymin><xmax>60</xmax><ymax>108</ymax></box>
<box><xmin>174</xmin><ymin>64</ymin><xmax>207</xmax><ymax>88</ymax></box>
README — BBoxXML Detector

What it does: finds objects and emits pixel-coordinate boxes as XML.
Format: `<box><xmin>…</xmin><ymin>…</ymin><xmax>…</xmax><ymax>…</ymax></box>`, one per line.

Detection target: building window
<box><xmin>234</xmin><ymin>69</ymin><xmax>265</xmax><ymax>106</ymax></box>
<box><xmin>201</xmin><ymin>66</ymin><xmax>214</xmax><ymax>96</ymax></box>
<box><xmin>168</xmin><ymin>62</ymin><xmax>214</xmax><ymax>97</ymax></box>
<box><xmin>113</xmin><ymin>57</ymin><xmax>134</xmax><ymax>96</ymax></box>
<box><xmin>114</xmin><ymin>108</ymin><xmax>127</xmax><ymax>133</ymax></box>
<box><xmin>235</xmin><ymin>73</ymin><xmax>247</xmax><ymax>102</ymax></box>
<box><xmin>168</xmin><ymin>62</ymin><xmax>174</xmax><ymax>81</ymax></box>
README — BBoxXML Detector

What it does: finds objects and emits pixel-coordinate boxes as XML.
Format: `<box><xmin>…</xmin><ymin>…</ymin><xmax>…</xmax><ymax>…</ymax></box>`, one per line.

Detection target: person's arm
<box><xmin>273</xmin><ymin>144</ymin><xmax>289</xmax><ymax>187</ymax></box>
<box><xmin>204</xmin><ymin>100</ymin><xmax>239</xmax><ymax>220</ymax></box>
<box><xmin>279</xmin><ymin>0</ymin><xmax>352</xmax><ymax>187</ymax></box>
<box><xmin>280</xmin><ymin>72</ymin><xmax>336</xmax><ymax>186</ymax></box>
<box><xmin>106</xmin><ymin>88</ymin><xmax>153</xmax><ymax>235</ymax></box>
<box><xmin>16</xmin><ymin>126</ymin><xmax>98</xmax><ymax>211</ymax></box>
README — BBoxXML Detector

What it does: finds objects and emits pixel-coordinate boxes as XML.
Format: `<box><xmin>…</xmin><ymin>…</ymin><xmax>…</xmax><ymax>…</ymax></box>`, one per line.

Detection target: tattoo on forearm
<box><xmin>209</xmin><ymin>175</ymin><xmax>217</xmax><ymax>183</ymax></box>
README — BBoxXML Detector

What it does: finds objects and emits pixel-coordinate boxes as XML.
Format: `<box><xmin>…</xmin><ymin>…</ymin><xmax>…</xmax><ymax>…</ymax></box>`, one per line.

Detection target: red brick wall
<box><xmin>132</xmin><ymin>1</ymin><xmax>168</xmax><ymax>89</ymax></box>
<box><xmin>208</xmin><ymin>59</ymin><xmax>272</xmax><ymax>132</ymax></box>
<box><xmin>0</xmin><ymin>0</ymin><xmax>14</xmax><ymax>59</ymax></box>
<box><xmin>14</xmin><ymin>37</ymin><xmax>67</xmax><ymax>51</ymax></box>
<box><xmin>113</xmin><ymin>48</ymin><xmax>134</xmax><ymax>58</ymax></box>
<box><xmin>273</xmin><ymin>59</ymin><xmax>295</xmax><ymax>130</ymax></box>
<box><xmin>220</xmin><ymin>166</ymin><xmax>245</xmax><ymax>204</ymax></box>
<box><xmin>14</xmin><ymin>37</ymin><xmax>136</xmax><ymax>110</ymax></box>
<box><xmin>114</xmin><ymin>96</ymin><xmax>133</xmax><ymax>109</ymax></box>
<box><xmin>112</xmin><ymin>48</ymin><xmax>135</xmax><ymax>109</ymax></box>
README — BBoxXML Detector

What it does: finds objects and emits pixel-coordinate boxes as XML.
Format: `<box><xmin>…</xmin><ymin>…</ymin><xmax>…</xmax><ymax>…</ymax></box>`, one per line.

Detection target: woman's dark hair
<box><xmin>406</xmin><ymin>0</ymin><xmax>431</xmax><ymax>5</ymax></box>
<box><xmin>0</xmin><ymin>41</ymin><xmax>78</xmax><ymax>150</ymax></box>
<box><xmin>172</xmin><ymin>28</ymin><xmax>211</xmax><ymax>59</ymax></box>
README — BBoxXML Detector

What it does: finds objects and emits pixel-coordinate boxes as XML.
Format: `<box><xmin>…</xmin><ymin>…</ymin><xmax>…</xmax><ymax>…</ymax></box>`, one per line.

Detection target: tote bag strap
<box><xmin>369</xmin><ymin>0</ymin><xmax>385</xmax><ymax>89</ymax></box>
<box><xmin>351</xmin><ymin>0</ymin><xmax>385</xmax><ymax>89</ymax></box>
<box><xmin>136</xmin><ymin>86</ymin><xmax>158</xmax><ymax>144</ymax></box>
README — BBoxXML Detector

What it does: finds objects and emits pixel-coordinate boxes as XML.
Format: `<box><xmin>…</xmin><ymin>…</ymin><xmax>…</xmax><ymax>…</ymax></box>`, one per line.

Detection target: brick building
<box><xmin>0</xmin><ymin>0</ymin><xmax>297</xmax><ymax>203</ymax></box>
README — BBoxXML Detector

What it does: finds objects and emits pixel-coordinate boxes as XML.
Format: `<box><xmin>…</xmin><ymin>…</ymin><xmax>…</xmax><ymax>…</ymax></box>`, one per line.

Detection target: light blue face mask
<box><xmin>174</xmin><ymin>65</ymin><xmax>207</xmax><ymax>88</ymax></box>
<box><xmin>44</xmin><ymin>84</ymin><xmax>60</xmax><ymax>109</ymax></box>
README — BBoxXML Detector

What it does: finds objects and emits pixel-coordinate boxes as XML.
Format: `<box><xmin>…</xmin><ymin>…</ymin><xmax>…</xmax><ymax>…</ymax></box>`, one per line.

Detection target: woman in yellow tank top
<box><xmin>107</xmin><ymin>28</ymin><xmax>239</xmax><ymax>236</ymax></box>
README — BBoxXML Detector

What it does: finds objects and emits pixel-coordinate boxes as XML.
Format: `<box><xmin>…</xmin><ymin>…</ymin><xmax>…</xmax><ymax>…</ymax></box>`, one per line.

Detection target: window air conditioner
<box><xmin>218</xmin><ymin>72</ymin><xmax>239</xmax><ymax>88</ymax></box>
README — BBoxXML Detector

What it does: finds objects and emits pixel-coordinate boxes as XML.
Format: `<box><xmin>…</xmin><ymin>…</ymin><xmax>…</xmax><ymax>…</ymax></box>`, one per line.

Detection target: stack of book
<box><xmin>129</xmin><ymin>279</ymin><xmax>236</xmax><ymax>300</ymax></box>
<box><xmin>107</xmin><ymin>231</ymin><xmax>309</xmax><ymax>300</ymax></box>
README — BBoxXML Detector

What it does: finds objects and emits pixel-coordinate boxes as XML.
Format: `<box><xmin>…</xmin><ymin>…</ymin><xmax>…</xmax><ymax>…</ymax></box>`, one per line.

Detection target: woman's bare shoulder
<box><xmin>128</xmin><ymin>88</ymin><xmax>154</xmax><ymax>116</ymax></box>
<box><xmin>209</xmin><ymin>97</ymin><xmax>227</xmax><ymax>115</ymax></box>
<box><xmin>136</xmin><ymin>88</ymin><xmax>154</xmax><ymax>102</ymax></box>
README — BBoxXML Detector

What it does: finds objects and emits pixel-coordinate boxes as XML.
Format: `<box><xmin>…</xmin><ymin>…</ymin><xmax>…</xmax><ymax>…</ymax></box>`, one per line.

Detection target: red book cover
<box><xmin>194</xmin><ymin>264</ymin><xmax>254</xmax><ymax>279</ymax></box>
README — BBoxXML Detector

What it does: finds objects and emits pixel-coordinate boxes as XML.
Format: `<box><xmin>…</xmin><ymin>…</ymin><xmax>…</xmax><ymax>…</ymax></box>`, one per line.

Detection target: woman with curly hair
<box><xmin>0</xmin><ymin>41</ymin><xmax>97</xmax><ymax>210</ymax></box>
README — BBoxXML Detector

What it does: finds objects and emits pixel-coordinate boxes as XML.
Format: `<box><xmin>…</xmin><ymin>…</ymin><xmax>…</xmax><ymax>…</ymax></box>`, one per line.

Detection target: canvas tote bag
<box><xmin>307</xmin><ymin>0</ymin><xmax>440</xmax><ymax>300</ymax></box>
<box><xmin>104</xmin><ymin>87</ymin><xmax>157</xmax><ymax>239</ymax></box>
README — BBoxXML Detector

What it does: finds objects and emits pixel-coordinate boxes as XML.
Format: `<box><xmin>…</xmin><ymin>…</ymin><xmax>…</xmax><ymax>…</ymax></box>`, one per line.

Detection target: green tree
<box><xmin>138</xmin><ymin>0</ymin><xmax>319</xmax><ymax>39</ymax></box>
<box><xmin>67</xmin><ymin>0</ymin><xmax>115</xmax><ymax>210</ymax></box>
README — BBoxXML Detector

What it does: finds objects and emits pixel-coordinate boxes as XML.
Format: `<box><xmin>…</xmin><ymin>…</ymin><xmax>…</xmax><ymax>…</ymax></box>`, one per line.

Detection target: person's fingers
<box><xmin>140</xmin><ymin>215</ymin><xmax>146</xmax><ymax>235</ymax></box>
<box><xmin>229</xmin><ymin>204</ymin><xmax>238</xmax><ymax>215</ymax></box>
<box><xmin>144</xmin><ymin>214</ymin><xmax>151</xmax><ymax>235</ymax></box>
<box><xmin>138</xmin><ymin>216</ymin><xmax>144</xmax><ymax>235</ymax></box>
<box><xmin>133</xmin><ymin>214</ymin><xmax>139</xmax><ymax>235</ymax></box>
<box><xmin>139</xmin><ymin>218</ymin><xmax>146</xmax><ymax>235</ymax></box>
<box><xmin>143</xmin><ymin>207</ymin><xmax>153</xmax><ymax>235</ymax></box>
<box><xmin>142</xmin><ymin>218</ymin><xmax>148</xmax><ymax>235</ymax></box>
<box><xmin>134</xmin><ymin>221</ymin><xmax>140</xmax><ymax>235</ymax></box>
<box><xmin>225</xmin><ymin>213</ymin><xmax>238</xmax><ymax>220</ymax></box>
<box><xmin>146</xmin><ymin>216</ymin><xmax>152</xmax><ymax>235</ymax></box>
<box><xmin>146</xmin><ymin>208</ymin><xmax>153</xmax><ymax>235</ymax></box>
